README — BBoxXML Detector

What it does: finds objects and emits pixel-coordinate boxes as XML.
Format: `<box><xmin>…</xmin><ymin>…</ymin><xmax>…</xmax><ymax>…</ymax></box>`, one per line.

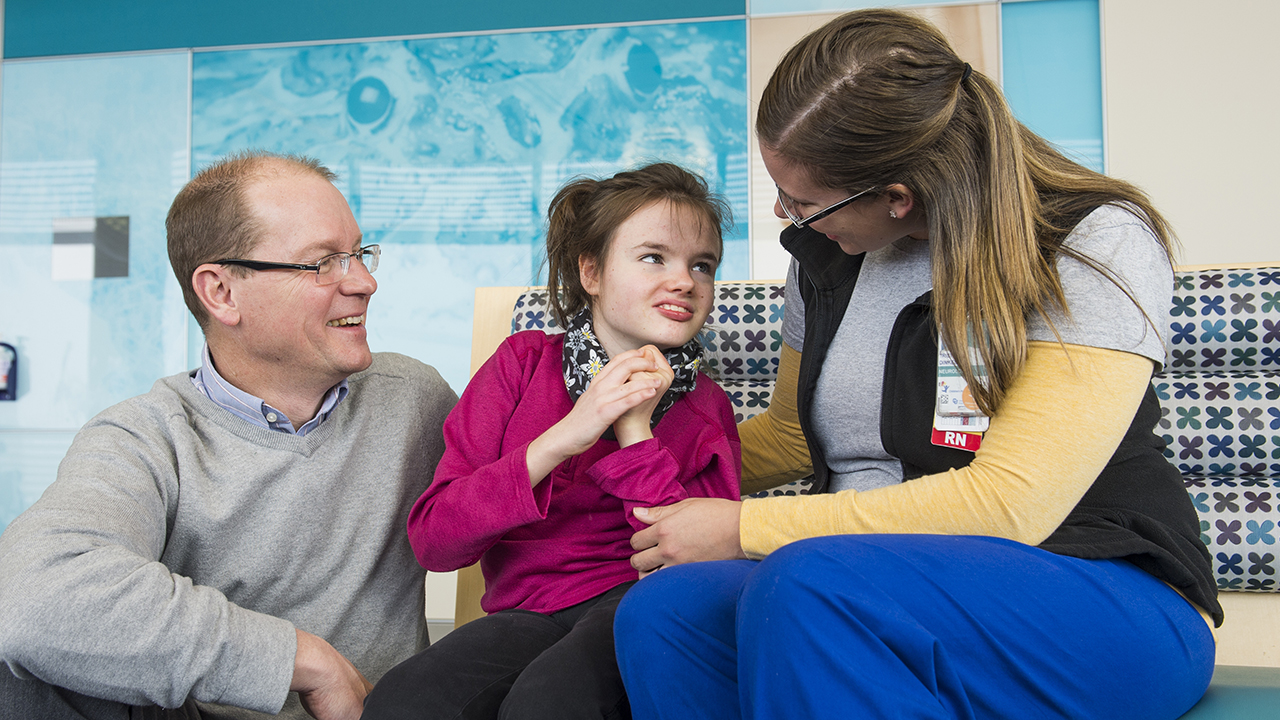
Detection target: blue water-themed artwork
<box><xmin>192</xmin><ymin>21</ymin><xmax>749</xmax><ymax>390</ymax></box>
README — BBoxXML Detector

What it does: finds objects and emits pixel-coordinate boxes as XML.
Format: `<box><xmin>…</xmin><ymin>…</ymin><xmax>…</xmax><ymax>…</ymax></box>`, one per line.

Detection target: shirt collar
<box><xmin>191</xmin><ymin>343</ymin><xmax>349</xmax><ymax>436</ymax></box>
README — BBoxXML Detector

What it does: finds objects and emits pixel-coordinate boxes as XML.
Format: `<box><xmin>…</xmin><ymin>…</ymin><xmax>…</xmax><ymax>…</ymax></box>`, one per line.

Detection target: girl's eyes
<box><xmin>639</xmin><ymin>253</ymin><xmax>716</xmax><ymax>275</ymax></box>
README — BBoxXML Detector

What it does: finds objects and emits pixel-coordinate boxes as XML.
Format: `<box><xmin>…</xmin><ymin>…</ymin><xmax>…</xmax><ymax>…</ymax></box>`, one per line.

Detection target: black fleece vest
<box><xmin>781</xmin><ymin>223</ymin><xmax>1221</xmax><ymax>625</ymax></box>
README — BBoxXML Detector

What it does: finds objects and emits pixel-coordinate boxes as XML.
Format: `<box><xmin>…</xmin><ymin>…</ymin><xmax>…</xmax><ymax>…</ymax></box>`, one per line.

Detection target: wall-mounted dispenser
<box><xmin>1</xmin><ymin>342</ymin><xmax>16</xmax><ymax>401</ymax></box>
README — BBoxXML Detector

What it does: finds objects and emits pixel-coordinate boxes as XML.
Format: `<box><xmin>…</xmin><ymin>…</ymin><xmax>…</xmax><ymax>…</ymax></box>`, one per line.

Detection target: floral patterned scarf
<box><xmin>561</xmin><ymin>308</ymin><xmax>703</xmax><ymax>437</ymax></box>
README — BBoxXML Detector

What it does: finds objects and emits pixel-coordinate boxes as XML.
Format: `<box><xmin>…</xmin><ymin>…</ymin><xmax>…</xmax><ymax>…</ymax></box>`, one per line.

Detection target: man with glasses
<box><xmin>0</xmin><ymin>152</ymin><xmax>457</xmax><ymax>720</ymax></box>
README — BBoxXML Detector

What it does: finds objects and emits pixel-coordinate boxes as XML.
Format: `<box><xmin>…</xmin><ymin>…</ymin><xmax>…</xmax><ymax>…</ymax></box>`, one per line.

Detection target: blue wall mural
<box><xmin>189</xmin><ymin>20</ymin><xmax>749</xmax><ymax>394</ymax></box>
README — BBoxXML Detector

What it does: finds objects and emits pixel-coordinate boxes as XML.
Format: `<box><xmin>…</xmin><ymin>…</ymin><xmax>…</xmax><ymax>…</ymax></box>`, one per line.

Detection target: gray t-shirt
<box><xmin>782</xmin><ymin>204</ymin><xmax>1172</xmax><ymax>492</ymax></box>
<box><xmin>784</xmin><ymin>236</ymin><xmax>933</xmax><ymax>491</ymax></box>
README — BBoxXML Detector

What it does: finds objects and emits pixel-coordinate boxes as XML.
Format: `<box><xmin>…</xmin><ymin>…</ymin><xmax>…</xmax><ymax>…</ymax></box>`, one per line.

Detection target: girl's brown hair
<box><xmin>757</xmin><ymin>8</ymin><xmax>1174</xmax><ymax>413</ymax></box>
<box><xmin>544</xmin><ymin>162</ymin><xmax>731</xmax><ymax>325</ymax></box>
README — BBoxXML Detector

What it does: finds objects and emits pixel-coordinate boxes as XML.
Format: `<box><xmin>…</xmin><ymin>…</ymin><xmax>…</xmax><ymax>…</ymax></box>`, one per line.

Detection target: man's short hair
<box><xmin>167</xmin><ymin>150</ymin><xmax>338</xmax><ymax>329</ymax></box>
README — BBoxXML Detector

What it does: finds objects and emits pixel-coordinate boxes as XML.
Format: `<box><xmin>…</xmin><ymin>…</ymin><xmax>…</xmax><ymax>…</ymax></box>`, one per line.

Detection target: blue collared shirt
<box><xmin>191</xmin><ymin>344</ymin><xmax>348</xmax><ymax>436</ymax></box>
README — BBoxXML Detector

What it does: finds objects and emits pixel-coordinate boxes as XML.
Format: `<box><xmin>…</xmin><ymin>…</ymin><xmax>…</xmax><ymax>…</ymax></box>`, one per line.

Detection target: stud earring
<box><xmin>889</xmin><ymin>209</ymin><xmax>898</xmax><ymax>219</ymax></box>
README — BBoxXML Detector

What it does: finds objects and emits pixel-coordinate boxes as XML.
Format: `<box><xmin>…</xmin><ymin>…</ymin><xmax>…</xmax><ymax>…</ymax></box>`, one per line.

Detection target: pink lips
<box><xmin>655</xmin><ymin>302</ymin><xmax>694</xmax><ymax>321</ymax></box>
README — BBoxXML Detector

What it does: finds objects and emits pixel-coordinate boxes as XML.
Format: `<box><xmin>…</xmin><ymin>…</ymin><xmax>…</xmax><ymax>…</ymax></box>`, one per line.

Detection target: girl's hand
<box><xmin>613</xmin><ymin>345</ymin><xmax>674</xmax><ymax>447</ymax></box>
<box><xmin>525</xmin><ymin>349</ymin><xmax>665</xmax><ymax>485</ymax></box>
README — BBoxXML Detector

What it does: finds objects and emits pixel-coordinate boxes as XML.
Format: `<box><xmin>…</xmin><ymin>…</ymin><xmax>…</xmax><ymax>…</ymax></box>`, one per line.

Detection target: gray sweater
<box><xmin>0</xmin><ymin>353</ymin><xmax>456</xmax><ymax>718</ymax></box>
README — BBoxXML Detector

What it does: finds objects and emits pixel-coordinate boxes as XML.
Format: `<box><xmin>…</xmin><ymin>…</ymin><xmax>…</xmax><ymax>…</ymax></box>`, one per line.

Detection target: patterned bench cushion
<box><xmin>1164</xmin><ymin>268</ymin><xmax>1280</xmax><ymax>373</ymax></box>
<box><xmin>1155</xmin><ymin>371</ymin><xmax>1280</xmax><ymax>590</ymax></box>
<box><xmin>1158</xmin><ymin>267</ymin><xmax>1280</xmax><ymax>592</ymax></box>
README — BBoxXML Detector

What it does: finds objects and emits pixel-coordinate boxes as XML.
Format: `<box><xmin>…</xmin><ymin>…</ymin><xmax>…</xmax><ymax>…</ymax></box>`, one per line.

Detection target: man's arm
<box><xmin>292</xmin><ymin>629</ymin><xmax>372</xmax><ymax>720</ymax></box>
<box><xmin>0</xmin><ymin>403</ymin><xmax>297</xmax><ymax>713</ymax></box>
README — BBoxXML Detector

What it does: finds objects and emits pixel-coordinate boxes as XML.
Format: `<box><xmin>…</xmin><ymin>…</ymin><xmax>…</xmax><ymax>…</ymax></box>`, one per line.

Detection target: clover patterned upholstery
<box><xmin>697</xmin><ymin>283</ymin><xmax>814</xmax><ymax>497</ymax></box>
<box><xmin>508</xmin><ymin>269</ymin><xmax>1280</xmax><ymax>590</ymax></box>
<box><xmin>1156</xmin><ymin>267</ymin><xmax>1280</xmax><ymax>593</ymax></box>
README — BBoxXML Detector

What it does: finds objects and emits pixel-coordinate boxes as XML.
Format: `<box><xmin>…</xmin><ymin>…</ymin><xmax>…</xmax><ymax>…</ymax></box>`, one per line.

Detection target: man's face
<box><xmin>233</xmin><ymin>170</ymin><xmax>376</xmax><ymax>393</ymax></box>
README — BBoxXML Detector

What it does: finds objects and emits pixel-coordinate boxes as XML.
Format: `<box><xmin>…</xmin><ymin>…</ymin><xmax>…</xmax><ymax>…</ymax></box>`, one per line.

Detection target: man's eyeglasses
<box><xmin>216</xmin><ymin>245</ymin><xmax>380</xmax><ymax>286</ymax></box>
<box><xmin>777</xmin><ymin>186</ymin><xmax>878</xmax><ymax>228</ymax></box>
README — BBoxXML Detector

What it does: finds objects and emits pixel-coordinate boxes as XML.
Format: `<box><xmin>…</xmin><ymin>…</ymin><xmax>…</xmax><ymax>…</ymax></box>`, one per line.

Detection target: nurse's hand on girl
<box><xmin>525</xmin><ymin>345</ymin><xmax>674</xmax><ymax>486</ymax></box>
<box><xmin>630</xmin><ymin>497</ymin><xmax>746</xmax><ymax>577</ymax></box>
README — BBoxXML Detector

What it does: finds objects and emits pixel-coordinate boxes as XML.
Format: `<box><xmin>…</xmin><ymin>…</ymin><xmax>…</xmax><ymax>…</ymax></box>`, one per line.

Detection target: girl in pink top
<box><xmin>363</xmin><ymin>162</ymin><xmax>742</xmax><ymax>720</ymax></box>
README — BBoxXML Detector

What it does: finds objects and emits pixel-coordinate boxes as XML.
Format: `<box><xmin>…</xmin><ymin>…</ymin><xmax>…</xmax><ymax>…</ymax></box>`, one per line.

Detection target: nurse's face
<box><xmin>760</xmin><ymin>142</ymin><xmax>928</xmax><ymax>254</ymax></box>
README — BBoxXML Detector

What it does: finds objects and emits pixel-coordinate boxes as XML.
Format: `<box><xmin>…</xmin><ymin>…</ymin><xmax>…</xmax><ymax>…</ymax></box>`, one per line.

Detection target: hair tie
<box><xmin>960</xmin><ymin>62</ymin><xmax>973</xmax><ymax>83</ymax></box>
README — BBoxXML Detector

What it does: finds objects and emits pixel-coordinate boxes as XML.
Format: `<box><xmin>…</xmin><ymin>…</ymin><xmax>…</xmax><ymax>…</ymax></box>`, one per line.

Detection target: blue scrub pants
<box><xmin>614</xmin><ymin>535</ymin><xmax>1214</xmax><ymax>720</ymax></box>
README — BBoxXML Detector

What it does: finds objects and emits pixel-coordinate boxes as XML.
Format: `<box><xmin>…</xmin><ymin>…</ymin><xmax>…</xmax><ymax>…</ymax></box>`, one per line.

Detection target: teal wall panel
<box><xmin>753</xmin><ymin>0</ymin><xmax>982</xmax><ymax>14</ymax></box>
<box><xmin>4</xmin><ymin>0</ymin><xmax>747</xmax><ymax>59</ymax></box>
<box><xmin>1002</xmin><ymin>0</ymin><xmax>1104</xmax><ymax>171</ymax></box>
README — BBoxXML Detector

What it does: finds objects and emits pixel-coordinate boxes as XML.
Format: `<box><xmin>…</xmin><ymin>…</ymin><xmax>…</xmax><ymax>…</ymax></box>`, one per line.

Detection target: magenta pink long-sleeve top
<box><xmin>407</xmin><ymin>330</ymin><xmax>742</xmax><ymax>614</ymax></box>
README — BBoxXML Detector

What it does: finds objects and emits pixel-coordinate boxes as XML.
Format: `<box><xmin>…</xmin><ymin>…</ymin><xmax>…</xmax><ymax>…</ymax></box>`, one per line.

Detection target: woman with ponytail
<box><xmin>618</xmin><ymin>10</ymin><xmax>1216</xmax><ymax>719</ymax></box>
<box><xmin>363</xmin><ymin>163</ymin><xmax>740</xmax><ymax>720</ymax></box>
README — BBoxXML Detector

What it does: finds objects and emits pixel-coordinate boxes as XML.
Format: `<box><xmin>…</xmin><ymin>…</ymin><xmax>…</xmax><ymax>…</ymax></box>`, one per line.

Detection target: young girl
<box><xmin>361</xmin><ymin>162</ymin><xmax>741</xmax><ymax>720</ymax></box>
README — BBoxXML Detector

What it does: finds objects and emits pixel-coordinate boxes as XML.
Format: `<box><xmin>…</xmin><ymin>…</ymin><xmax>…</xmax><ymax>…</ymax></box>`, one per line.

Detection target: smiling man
<box><xmin>0</xmin><ymin>152</ymin><xmax>457</xmax><ymax>720</ymax></box>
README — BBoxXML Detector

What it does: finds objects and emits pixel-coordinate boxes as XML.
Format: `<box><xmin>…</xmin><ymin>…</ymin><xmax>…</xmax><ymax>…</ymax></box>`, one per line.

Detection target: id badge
<box><xmin>936</xmin><ymin>329</ymin><xmax>987</xmax><ymax>417</ymax></box>
<box><xmin>934</xmin><ymin>329</ymin><xmax>988</xmax><ymax>451</ymax></box>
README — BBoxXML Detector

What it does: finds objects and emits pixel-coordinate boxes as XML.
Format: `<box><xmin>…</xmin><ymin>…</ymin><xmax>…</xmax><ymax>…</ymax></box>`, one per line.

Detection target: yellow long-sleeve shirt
<box><xmin>736</xmin><ymin>340</ymin><xmax>1215</xmax><ymax>632</ymax></box>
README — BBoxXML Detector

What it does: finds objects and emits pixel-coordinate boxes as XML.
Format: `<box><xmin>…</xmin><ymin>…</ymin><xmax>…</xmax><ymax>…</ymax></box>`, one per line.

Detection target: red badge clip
<box><xmin>930</xmin><ymin>427</ymin><xmax>983</xmax><ymax>452</ymax></box>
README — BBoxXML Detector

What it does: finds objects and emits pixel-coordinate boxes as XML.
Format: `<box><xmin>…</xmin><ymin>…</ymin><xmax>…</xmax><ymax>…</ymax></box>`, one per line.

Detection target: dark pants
<box><xmin>362</xmin><ymin>581</ymin><xmax>634</xmax><ymax>720</ymax></box>
<box><xmin>0</xmin><ymin>666</ymin><xmax>203</xmax><ymax>720</ymax></box>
